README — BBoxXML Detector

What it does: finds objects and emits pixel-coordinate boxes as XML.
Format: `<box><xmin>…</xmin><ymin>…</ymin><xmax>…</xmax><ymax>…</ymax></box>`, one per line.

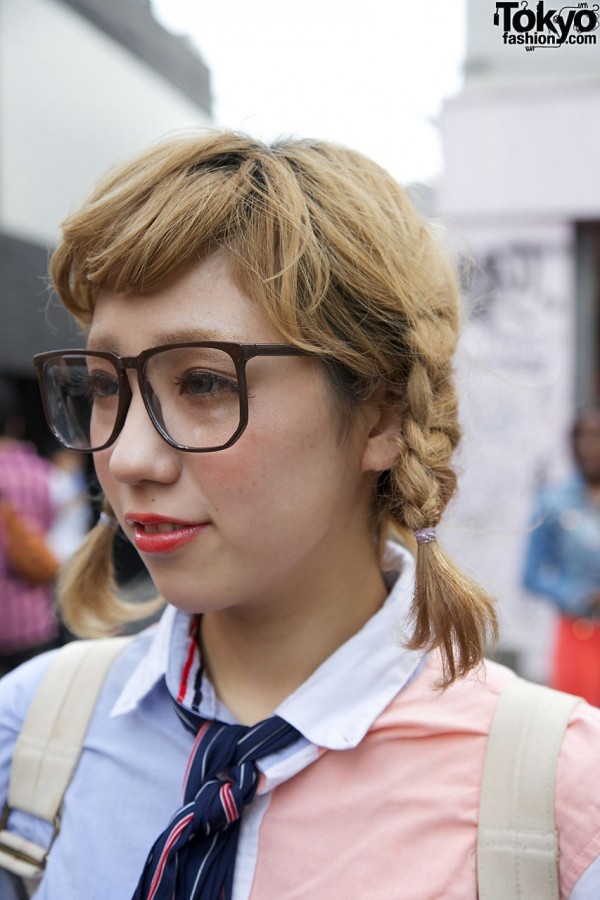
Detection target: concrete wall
<box><xmin>439</xmin><ymin>217</ymin><xmax>576</xmax><ymax>681</ymax></box>
<box><xmin>441</xmin><ymin>85</ymin><xmax>600</xmax><ymax>221</ymax></box>
<box><xmin>0</xmin><ymin>0</ymin><xmax>212</xmax><ymax>246</ymax></box>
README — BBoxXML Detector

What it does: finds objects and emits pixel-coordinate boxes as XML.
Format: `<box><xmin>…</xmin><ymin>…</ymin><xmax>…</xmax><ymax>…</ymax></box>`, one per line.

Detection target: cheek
<box><xmin>200</xmin><ymin>420</ymin><xmax>327</xmax><ymax>506</ymax></box>
<box><xmin>204</xmin><ymin>411</ymin><xmax>351</xmax><ymax>520</ymax></box>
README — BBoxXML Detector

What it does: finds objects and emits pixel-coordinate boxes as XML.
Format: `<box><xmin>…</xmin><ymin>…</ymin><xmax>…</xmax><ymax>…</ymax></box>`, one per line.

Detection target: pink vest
<box><xmin>248</xmin><ymin>654</ymin><xmax>600</xmax><ymax>898</ymax></box>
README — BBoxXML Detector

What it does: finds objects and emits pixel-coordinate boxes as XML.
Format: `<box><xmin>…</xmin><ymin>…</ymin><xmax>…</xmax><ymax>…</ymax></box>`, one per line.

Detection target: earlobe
<box><xmin>360</xmin><ymin>402</ymin><xmax>402</xmax><ymax>474</ymax></box>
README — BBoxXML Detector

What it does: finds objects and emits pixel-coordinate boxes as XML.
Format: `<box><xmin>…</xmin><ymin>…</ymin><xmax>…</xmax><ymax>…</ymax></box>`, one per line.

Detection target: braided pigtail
<box><xmin>390</xmin><ymin>322</ymin><xmax>497</xmax><ymax>684</ymax></box>
<box><xmin>57</xmin><ymin>500</ymin><xmax>163</xmax><ymax>637</ymax></box>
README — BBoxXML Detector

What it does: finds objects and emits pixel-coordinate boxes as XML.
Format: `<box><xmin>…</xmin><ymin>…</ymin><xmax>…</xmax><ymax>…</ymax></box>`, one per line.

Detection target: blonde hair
<box><xmin>51</xmin><ymin>129</ymin><xmax>496</xmax><ymax>683</ymax></box>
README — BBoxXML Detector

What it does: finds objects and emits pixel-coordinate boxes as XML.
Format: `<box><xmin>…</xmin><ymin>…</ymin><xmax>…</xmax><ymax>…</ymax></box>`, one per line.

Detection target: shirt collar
<box><xmin>111</xmin><ymin>541</ymin><xmax>424</xmax><ymax>751</ymax></box>
<box><xmin>110</xmin><ymin>605</ymin><xmax>175</xmax><ymax>717</ymax></box>
<box><xmin>274</xmin><ymin>541</ymin><xmax>423</xmax><ymax>750</ymax></box>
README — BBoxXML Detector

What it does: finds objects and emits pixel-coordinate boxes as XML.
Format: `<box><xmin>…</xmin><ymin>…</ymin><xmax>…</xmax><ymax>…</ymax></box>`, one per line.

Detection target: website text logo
<box><xmin>494</xmin><ymin>2</ymin><xmax>599</xmax><ymax>50</ymax></box>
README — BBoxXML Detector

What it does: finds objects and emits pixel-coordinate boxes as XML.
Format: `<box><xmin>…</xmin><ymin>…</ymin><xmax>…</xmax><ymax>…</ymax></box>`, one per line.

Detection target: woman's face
<box><xmin>90</xmin><ymin>255</ymin><xmax>385</xmax><ymax>616</ymax></box>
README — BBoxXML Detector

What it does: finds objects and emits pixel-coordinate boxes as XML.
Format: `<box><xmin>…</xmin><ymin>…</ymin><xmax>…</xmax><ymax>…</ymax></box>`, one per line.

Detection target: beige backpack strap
<box><xmin>477</xmin><ymin>677</ymin><xmax>580</xmax><ymax>900</ymax></box>
<box><xmin>0</xmin><ymin>636</ymin><xmax>132</xmax><ymax>881</ymax></box>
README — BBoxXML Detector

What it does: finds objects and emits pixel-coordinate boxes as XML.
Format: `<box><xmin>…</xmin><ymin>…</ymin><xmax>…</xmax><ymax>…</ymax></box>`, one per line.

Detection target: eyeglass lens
<box><xmin>40</xmin><ymin>348</ymin><xmax>244</xmax><ymax>451</ymax></box>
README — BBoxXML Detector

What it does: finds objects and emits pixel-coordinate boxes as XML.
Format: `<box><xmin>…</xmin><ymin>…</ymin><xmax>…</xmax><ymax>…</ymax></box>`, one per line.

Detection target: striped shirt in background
<box><xmin>0</xmin><ymin>440</ymin><xmax>58</xmax><ymax>653</ymax></box>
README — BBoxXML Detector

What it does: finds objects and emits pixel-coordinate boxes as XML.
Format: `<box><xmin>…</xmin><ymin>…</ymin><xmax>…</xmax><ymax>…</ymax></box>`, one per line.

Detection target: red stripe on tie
<box><xmin>177</xmin><ymin>619</ymin><xmax>198</xmax><ymax>704</ymax></box>
<box><xmin>147</xmin><ymin>812</ymin><xmax>194</xmax><ymax>900</ymax></box>
<box><xmin>221</xmin><ymin>782</ymin><xmax>239</xmax><ymax>824</ymax></box>
<box><xmin>183</xmin><ymin>721</ymin><xmax>212</xmax><ymax>793</ymax></box>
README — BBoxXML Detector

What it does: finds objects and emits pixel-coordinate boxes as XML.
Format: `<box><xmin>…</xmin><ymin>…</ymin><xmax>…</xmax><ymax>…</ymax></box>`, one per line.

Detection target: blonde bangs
<box><xmin>50</xmin><ymin>130</ymin><xmax>448</xmax><ymax>380</ymax></box>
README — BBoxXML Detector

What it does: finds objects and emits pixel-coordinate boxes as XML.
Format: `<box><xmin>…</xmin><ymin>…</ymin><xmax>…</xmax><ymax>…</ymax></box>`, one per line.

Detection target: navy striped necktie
<box><xmin>131</xmin><ymin>703</ymin><xmax>301</xmax><ymax>900</ymax></box>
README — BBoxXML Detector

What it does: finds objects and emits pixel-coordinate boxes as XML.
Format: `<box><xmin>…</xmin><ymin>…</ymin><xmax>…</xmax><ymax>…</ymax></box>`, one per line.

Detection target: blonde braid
<box><xmin>391</xmin><ymin>323</ymin><xmax>497</xmax><ymax>684</ymax></box>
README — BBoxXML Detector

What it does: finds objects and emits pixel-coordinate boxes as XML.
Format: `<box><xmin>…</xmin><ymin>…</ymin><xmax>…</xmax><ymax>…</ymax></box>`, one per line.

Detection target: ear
<box><xmin>360</xmin><ymin>396</ymin><xmax>402</xmax><ymax>474</ymax></box>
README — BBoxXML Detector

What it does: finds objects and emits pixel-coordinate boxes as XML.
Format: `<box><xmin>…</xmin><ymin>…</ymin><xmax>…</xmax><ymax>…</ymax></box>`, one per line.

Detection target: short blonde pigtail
<box><xmin>408</xmin><ymin>541</ymin><xmax>498</xmax><ymax>685</ymax></box>
<box><xmin>57</xmin><ymin>503</ymin><xmax>163</xmax><ymax>637</ymax></box>
<box><xmin>57</xmin><ymin>508</ymin><xmax>119</xmax><ymax>636</ymax></box>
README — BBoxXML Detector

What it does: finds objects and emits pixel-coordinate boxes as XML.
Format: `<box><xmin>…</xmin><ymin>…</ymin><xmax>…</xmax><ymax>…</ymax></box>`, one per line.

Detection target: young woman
<box><xmin>1</xmin><ymin>131</ymin><xmax>599</xmax><ymax>899</ymax></box>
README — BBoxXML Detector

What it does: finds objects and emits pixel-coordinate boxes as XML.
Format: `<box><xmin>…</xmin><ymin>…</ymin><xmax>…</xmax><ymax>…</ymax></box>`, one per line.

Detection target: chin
<box><xmin>157</xmin><ymin>581</ymin><xmax>230</xmax><ymax>617</ymax></box>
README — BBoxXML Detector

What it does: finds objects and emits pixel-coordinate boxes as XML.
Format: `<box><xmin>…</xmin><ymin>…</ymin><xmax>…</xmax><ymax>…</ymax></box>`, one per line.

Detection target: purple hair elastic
<box><xmin>414</xmin><ymin>527</ymin><xmax>436</xmax><ymax>546</ymax></box>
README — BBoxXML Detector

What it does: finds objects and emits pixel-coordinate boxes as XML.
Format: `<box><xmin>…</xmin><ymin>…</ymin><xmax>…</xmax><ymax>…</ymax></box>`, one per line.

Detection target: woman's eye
<box><xmin>64</xmin><ymin>369</ymin><xmax>117</xmax><ymax>400</ymax></box>
<box><xmin>87</xmin><ymin>371</ymin><xmax>119</xmax><ymax>399</ymax></box>
<box><xmin>175</xmin><ymin>371</ymin><xmax>239</xmax><ymax>397</ymax></box>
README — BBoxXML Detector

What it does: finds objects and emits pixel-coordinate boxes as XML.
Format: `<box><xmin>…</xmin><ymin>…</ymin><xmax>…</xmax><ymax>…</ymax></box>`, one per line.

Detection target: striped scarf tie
<box><xmin>131</xmin><ymin>706</ymin><xmax>301</xmax><ymax>900</ymax></box>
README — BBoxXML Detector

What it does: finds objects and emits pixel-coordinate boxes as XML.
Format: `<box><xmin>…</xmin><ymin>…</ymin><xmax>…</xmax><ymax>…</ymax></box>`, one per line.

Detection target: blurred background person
<box><xmin>0</xmin><ymin>379</ymin><xmax>62</xmax><ymax>677</ymax></box>
<box><xmin>523</xmin><ymin>408</ymin><xmax>600</xmax><ymax>705</ymax></box>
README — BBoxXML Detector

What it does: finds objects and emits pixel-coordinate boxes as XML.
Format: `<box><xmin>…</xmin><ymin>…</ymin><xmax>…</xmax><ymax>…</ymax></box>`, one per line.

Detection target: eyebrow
<box><xmin>86</xmin><ymin>327</ymin><xmax>249</xmax><ymax>351</ymax></box>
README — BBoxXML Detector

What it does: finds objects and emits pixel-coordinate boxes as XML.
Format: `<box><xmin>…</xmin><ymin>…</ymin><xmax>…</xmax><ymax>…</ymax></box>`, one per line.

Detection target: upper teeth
<box><xmin>143</xmin><ymin>523</ymin><xmax>179</xmax><ymax>533</ymax></box>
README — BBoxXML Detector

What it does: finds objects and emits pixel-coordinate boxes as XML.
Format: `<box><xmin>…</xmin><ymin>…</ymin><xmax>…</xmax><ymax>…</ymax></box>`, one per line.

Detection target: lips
<box><xmin>124</xmin><ymin>513</ymin><xmax>209</xmax><ymax>554</ymax></box>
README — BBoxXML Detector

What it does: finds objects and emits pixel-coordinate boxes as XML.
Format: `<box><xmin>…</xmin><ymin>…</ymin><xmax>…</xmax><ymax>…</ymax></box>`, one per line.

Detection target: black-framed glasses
<box><xmin>33</xmin><ymin>342</ymin><xmax>310</xmax><ymax>453</ymax></box>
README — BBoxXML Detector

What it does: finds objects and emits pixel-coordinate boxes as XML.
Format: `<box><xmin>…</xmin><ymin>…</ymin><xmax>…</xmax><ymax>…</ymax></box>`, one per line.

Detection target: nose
<box><xmin>106</xmin><ymin>383</ymin><xmax>181</xmax><ymax>485</ymax></box>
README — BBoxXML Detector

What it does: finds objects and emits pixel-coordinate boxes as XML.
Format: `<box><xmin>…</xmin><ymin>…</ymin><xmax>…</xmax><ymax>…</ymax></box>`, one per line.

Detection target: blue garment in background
<box><xmin>523</xmin><ymin>475</ymin><xmax>600</xmax><ymax>617</ymax></box>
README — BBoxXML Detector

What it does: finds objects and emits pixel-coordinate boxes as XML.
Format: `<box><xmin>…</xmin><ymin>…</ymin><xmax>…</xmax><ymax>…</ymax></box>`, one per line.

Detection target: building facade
<box><xmin>439</xmin><ymin>0</ymin><xmax>600</xmax><ymax>680</ymax></box>
<box><xmin>0</xmin><ymin>0</ymin><xmax>212</xmax><ymax>445</ymax></box>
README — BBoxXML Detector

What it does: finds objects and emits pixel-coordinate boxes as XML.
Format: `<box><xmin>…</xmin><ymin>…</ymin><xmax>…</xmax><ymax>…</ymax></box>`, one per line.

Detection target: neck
<box><xmin>199</xmin><ymin>542</ymin><xmax>388</xmax><ymax>725</ymax></box>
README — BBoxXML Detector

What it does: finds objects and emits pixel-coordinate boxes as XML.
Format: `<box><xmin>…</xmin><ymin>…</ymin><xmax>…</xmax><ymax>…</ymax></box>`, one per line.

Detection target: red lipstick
<box><xmin>125</xmin><ymin>513</ymin><xmax>209</xmax><ymax>554</ymax></box>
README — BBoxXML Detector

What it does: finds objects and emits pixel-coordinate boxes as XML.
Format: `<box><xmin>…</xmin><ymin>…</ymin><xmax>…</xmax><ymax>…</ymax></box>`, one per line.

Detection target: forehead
<box><xmin>87</xmin><ymin>255</ymin><xmax>284</xmax><ymax>352</ymax></box>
